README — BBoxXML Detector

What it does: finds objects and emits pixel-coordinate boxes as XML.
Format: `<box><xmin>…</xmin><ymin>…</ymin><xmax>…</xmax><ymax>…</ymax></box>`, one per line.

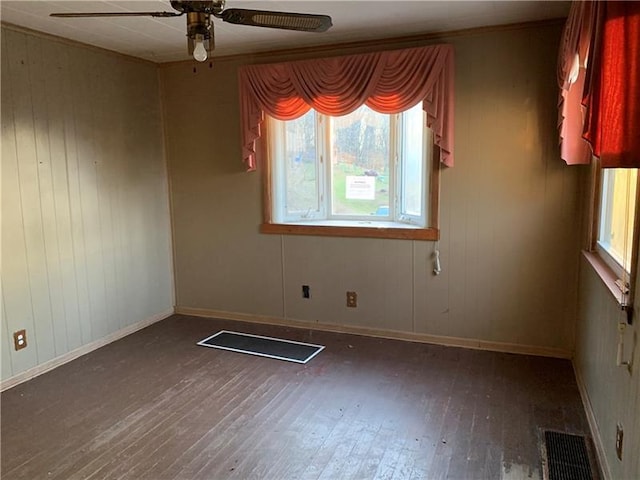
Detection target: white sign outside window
<box><xmin>345</xmin><ymin>176</ymin><xmax>376</xmax><ymax>200</ymax></box>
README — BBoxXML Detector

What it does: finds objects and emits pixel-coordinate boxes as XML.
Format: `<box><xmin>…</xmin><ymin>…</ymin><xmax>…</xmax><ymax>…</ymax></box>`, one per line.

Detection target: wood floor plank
<box><xmin>1</xmin><ymin>315</ymin><xmax>592</xmax><ymax>480</ymax></box>
<box><xmin>86</xmin><ymin>370</ymin><xmax>257</xmax><ymax>479</ymax></box>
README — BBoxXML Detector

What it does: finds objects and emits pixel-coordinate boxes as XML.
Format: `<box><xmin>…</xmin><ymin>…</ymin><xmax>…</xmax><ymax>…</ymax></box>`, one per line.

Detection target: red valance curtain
<box><xmin>583</xmin><ymin>1</ymin><xmax>640</xmax><ymax>168</ymax></box>
<box><xmin>558</xmin><ymin>0</ymin><xmax>640</xmax><ymax>168</ymax></box>
<box><xmin>238</xmin><ymin>44</ymin><xmax>455</xmax><ymax>171</ymax></box>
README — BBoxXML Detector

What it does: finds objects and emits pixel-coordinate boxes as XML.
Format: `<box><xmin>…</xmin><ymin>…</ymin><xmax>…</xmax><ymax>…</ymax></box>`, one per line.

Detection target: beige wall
<box><xmin>161</xmin><ymin>22</ymin><xmax>582</xmax><ymax>354</ymax></box>
<box><xmin>575</xmin><ymin>171</ymin><xmax>640</xmax><ymax>478</ymax></box>
<box><xmin>1</xmin><ymin>27</ymin><xmax>174</xmax><ymax>384</ymax></box>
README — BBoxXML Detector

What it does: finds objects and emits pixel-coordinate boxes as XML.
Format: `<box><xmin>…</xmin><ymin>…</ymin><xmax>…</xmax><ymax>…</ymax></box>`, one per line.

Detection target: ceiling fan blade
<box><xmin>220</xmin><ymin>9</ymin><xmax>332</xmax><ymax>33</ymax></box>
<box><xmin>50</xmin><ymin>11</ymin><xmax>182</xmax><ymax>18</ymax></box>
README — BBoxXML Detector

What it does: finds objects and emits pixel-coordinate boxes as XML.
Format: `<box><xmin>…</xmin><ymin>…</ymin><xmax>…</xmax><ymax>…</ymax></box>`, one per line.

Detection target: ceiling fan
<box><xmin>50</xmin><ymin>0</ymin><xmax>333</xmax><ymax>62</ymax></box>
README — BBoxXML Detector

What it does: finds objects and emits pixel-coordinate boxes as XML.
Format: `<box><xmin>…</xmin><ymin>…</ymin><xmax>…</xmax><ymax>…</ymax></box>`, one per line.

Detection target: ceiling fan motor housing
<box><xmin>187</xmin><ymin>12</ymin><xmax>212</xmax><ymax>37</ymax></box>
<box><xmin>186</xmin><ymin>12</ymin><xmax>214</xmax><ymax>58</ymax></box>
<box><xmin>170</xmin><ymin>1</ymin><xmax>225</xmax><ymax>15</ymax></box>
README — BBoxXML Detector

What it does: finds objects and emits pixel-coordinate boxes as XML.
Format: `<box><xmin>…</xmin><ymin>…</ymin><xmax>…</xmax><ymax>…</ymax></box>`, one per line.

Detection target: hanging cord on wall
<box><xmin>433</xmin><ymin>241</ymin><xmax>442</xmax><ymax>275</ymax></box>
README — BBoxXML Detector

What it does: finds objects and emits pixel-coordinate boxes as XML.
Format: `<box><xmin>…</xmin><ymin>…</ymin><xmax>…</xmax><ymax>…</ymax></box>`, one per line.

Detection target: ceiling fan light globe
<box><xmin>193</xmin><ymin>37</ymin><xmax>208</xmax><ymax>62</ymax></box>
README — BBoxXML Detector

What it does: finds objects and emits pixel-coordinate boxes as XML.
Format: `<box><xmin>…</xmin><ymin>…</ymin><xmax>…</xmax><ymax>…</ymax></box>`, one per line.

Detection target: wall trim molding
<box><xmin>175</xmin><ymin>306</ymin><xmax>573</xmax><ymax>359</ymax></box>
<box><xmin>0</xmin><ymin>308</ymin><xmax>175</xmax><ymax>392</ymax></box>
<box><xmin>573</xmin><ymin>362</ymin><xmax>612</xmax><ymax>480</ymax></box>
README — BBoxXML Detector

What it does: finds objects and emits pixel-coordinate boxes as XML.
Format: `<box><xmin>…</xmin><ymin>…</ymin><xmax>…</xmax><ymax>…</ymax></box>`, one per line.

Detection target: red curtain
<box><xmin>238</xmin><ymin>45</ymin><xmax>455</xmax><ymax>171</ymax></box>
<box><xmin>583</xmin><ymin>1</ymin><xmax>640</xmax><ymax>168</ymax></box>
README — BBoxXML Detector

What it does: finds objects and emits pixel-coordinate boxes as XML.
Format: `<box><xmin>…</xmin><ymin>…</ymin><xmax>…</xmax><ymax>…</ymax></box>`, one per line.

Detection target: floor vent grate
<box><xmin>542</xmin><ymin>431</ymin><xmax>595</xmax><ymax>480</ymax></box>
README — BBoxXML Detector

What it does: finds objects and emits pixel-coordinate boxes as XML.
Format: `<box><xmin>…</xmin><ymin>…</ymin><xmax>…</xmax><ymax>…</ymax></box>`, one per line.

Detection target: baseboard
<box><xmin>0</xmin><ymin>308</ymin><xmax>174</xmax><ymax>392</ymax></box>
<box><xmin>573</xmin><ymin>361</ymin><xmax>612</xmax><ymax>480</ymax></box>
<box><xmin>175</xmin><ymin>306</ymin><xmax>573</xmax><ymax>359</ymax></box>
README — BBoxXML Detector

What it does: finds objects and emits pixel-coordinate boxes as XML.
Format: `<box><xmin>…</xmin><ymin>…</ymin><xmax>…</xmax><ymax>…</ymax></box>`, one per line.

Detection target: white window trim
<box><xmin>397</xmin><ymin>111</ymin><xmax>429</xmax><ymax>227</ymax></box>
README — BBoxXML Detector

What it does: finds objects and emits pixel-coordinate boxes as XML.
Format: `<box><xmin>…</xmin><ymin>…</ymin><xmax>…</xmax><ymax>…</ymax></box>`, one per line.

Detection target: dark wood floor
<box><xmin>1</xmin><ymin>315</ymin><xmax>590</xmax><ymax>480</ymax></box>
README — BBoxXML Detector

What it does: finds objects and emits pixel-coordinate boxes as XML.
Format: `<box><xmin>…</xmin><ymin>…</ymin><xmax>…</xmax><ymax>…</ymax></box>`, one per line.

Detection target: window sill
<box><xmin>582</xmin><ymin>250</ymin><xmax>625</xmax><ymax>306</ymax></box>
<box><xmin>261</xmin><ymin>222</ymin><xmax>439</xmax><ymax>240</ymax></box>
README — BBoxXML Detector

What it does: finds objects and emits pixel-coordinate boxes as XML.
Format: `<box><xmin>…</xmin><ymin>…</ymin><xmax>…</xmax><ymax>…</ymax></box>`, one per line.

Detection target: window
<box><xmin>263</xmin><ymin>103</ymin><xmax>439</xmax><ymax>240</ymax></box>
<box><xmin>587</xmin><ymin>164</ymin><xmax>639</xmax><ymax>307</ymax></box>
<box><xmin>597</xmin><ymin>168</ymin><xmax>638</xmax><ymax>282</ymax></box>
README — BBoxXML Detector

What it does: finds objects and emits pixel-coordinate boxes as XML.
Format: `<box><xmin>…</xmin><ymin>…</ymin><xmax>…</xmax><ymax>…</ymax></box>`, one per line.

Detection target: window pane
<box><xmin>401</xmin><ymin>104</ymin><xmax>424</xmax><ymax>217</ymax></box>
<box><xmin>283</xmin><ymin>110</ymin><xmax>319</xmax><ymax>215</ymax></box>
<box><xmin>599</xmin><ymin>168</ymin><xmax>637</xmax><ymax>272</ymax></box>
<box><xmin>329</xmin><ymin>105</ymin><xmax>390</xmax><ymax>217</ymax></box>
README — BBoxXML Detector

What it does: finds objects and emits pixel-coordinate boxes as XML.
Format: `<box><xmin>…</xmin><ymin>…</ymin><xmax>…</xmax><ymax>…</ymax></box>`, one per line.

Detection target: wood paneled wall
<box><xmin>1</xmin><ymin>27</ymin><xmax>174</xmax><ymax>383</ymax></box>
<box><xmin>575</xmin><ymin>208</ymin><xmax>640</xmax><ymax>477</ymax></box>
<box><xmin>161</xmin><ymin>22</ymin><xmax>582</xmax><ymax>353</ymax></box>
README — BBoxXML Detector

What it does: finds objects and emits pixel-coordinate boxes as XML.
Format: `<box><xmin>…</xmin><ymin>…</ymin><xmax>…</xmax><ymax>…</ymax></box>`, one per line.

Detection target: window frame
<box><xmin>397</xmin><ymin>106</ymin><xmax>429</xmax><ymax>227</ymax></box>
<box><xmin>586</xmin><ymin>158</ymin><xmax>640</xmax><ymax>311</ymax></box>
<box><xmin>324</xmin><ymin>111</ymin><xmax>398</xmax><ymax>224</ymax></box>
<box><xmin>596</xmin><ymin>168</ymin><xmax>638</xmax><ymax>279</ymax></box>
<box><xmin>260</xmin><ymin>108</ymin><xmax>441</xmax><ymax>241</ymax></box>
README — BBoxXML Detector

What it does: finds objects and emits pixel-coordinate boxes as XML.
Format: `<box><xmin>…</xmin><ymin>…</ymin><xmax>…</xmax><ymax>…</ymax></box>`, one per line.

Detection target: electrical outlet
<box><xmin>616</xmin><ymin>424</ymin><xmax>624</xmax><ymax>460</ymax></box>
<box><xmin>13</xmin><ymin>329</ymin><xmax>27</xmax><ymax>351</ymax></box>
<box><xmin>346</xmin><ymin>291</ymin><xmax>357</xmax><ymax>308</ymax></box>
<box><xmin>302</xmin><ymin>285</ymin><xmax>311</xmax><ymax>299</ymax></box>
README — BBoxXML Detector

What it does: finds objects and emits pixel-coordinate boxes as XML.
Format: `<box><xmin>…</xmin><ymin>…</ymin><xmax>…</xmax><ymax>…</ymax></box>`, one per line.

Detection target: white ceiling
<box><xmin>0</xmin><ymin>1</ymin><xmax>570</xmax><ymax>63</ymax></box>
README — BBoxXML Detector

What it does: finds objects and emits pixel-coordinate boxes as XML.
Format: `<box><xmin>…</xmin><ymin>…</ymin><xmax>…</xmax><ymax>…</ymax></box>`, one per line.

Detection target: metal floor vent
<box><xmin>197</xmin><ymin>330</ymin><xmax>325</xmax><ymax>364</ymax></box>
<box><xmin>542</xmin><ymin>431</ymin><xmax>595</xmax><ymax>480</ymax></box>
